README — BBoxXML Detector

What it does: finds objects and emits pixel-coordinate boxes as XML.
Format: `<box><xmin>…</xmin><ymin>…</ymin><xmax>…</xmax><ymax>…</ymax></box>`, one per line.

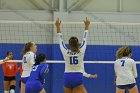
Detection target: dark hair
<box><xmin>7</xmin><ymin>51</ymin><xmax>13</xmax><ymax>56</ymax></box>
<box><xmin>21</xmin><ymin>42</ymin><xmax>33</xmax><ymax>55</ymax></box>
<box><xmin>35</xmin><ymin>53</ymin><xmax>46</xmax><ymax>65</ymax></box>
<box><xmin>116</xmin><ymin>46</ymin><xmax>132</xmax><ymax>59</ymax></box>
<box><xmin>69</xmin><ymin>36</ymin><xmax>79</xmax><ymax>52</ymax></box>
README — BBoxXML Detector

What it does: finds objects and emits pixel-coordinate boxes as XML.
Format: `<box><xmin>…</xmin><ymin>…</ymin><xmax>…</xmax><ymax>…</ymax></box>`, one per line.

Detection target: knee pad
<box><xmin>10</xmin><ymin>85</ymin><xmax>15</xmax><ymax>90</ymax></box>
<box><xmin>10</xmin><ymin>89</ymin><xmax>15</xmax><ymax>93</ymax></box>
<box><xmin>10</xmin><ymin>85</ymin><xmax>15</xmax><ymax>93</ymax></box>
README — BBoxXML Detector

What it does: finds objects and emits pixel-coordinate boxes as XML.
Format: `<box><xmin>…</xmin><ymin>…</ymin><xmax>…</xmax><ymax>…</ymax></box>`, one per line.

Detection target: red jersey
<box><xmin>2</xmin><ymin>62</ymin><xmax>18</xmax><ymax>77</ymax></box>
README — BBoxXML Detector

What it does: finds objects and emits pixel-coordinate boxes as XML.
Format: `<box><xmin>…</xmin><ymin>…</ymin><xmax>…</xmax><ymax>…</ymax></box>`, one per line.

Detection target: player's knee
<box><xmin>4</xmin><ymin>91</ymin><xmax>9</xmax><ymax>93</ymax></box>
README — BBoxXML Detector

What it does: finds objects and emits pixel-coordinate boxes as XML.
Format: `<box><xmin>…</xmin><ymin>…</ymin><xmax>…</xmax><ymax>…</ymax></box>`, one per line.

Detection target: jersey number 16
<box><xmin>70</xmin><ymin>56</ymin><xmax>78</xmax><ymax>64</ymax></box>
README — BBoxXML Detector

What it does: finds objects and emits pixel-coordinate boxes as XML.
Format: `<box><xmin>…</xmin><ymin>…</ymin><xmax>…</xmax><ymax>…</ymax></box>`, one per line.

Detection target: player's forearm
<box><xmin>56</xmin><ymin>27</ymin><xmax>61</xmax><ymax>33</ymax></box>
<box><xmin>83</xmin><ymin>71</ymin><xmax>91</xmax><ymax>78</ymax></box>
<box><xmin>0</xmin><ymin>59</ymin><xmax>7</xmax><ymax>64</ymax></box>
<box><xmin>133</xmin><ymin>63</ymin><xmax>138</xmax><ymax>78</ymax></box>
<box><xmin>0</xmin><ymin>60</ymin><xmax>4</xmax><ymax>64</ymax></box>
<box><xmin>133</xmin><ymin>70</ymin><xmax>138</xmax><ymax>78</ymax></box>
<box><xmin>134</xmin><ymin>73</ymin><xmax>138</xmax><ymax>78</ymax></box>
<box><xmin>82</xmin><ymin>30</ymin><xmax>88</xmax><ymax>41</ymax></box>
<box><xmin>85</xmin><ymin>26</ymin><xmax>89</xmax><ymax>30</ymax></box>
<box><xmin>57</xmin><ymin>33</ymin><xmax>63</xmax><ymax>42</ymax></box>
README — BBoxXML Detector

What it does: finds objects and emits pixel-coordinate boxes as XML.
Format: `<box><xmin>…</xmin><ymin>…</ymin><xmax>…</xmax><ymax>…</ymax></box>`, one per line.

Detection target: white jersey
<box><xmin>21</xmin><ymin>51</ymin><xmax>36</xmax><ymax>77</ymax></box>
<box><xmin>114</xmin><ymin>57</ymin><xmax>138</xmax><ymax>85</ymax></box>
<box><xmin>58</xmin><ymin>30</ymin><xmax>90</xmax><ymax>78</ymax></box>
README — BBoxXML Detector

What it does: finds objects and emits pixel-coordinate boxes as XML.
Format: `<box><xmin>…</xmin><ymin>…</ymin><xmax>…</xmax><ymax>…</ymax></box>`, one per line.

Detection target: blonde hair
<box><xmin>116</xmin><ymin>46</ymin><xmax>132</xmax><ymax>59</ymax></box>
<box><xmin>21</xmin><ymin>42</ymin><xmax>34</xmax><ymax>55</ymax></box>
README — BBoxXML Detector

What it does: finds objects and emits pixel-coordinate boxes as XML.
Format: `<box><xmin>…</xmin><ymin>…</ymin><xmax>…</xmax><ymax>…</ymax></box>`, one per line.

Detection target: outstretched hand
<box><xmin>84</xmin><ymin>17</ymin><xmax>90</xmax><ymax>30</ymax></box>
<box><xmin>55</xmin><ymin>18</ymin><xmax>61</xmax><ymax>33</ymax></box>
<box><xmin>0</xmin><ymin>56</ymin><xmax>10</xmax><ymax>64</ymax></box>
<box><xmin>3</xmin><ymin>56</ymin><xmax>10</xmax><ymax>62</ymax></box>
<box><xmin>89</xmin><ymin>74</ymin><xmax>98</xmax><ymax>78</ymax></box>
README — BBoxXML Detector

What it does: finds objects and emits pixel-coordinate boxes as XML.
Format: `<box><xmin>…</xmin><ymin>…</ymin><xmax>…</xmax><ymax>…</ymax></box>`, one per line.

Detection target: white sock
<box><xmin>4</xmin><ymin>91</ymin><xmax>9</xmax><ymax>93</ymax></box>
<box><xmin>10</xmin><ymin>89</ymin><xmax>15</xmax><ymax>93</ymax></box>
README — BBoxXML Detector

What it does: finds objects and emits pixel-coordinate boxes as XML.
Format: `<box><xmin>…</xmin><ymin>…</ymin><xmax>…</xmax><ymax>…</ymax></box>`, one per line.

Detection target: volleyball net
<box><xmin>0</xmin><ymin>20</ymin><xmax>140</xmax><ymax>62</ymax></box>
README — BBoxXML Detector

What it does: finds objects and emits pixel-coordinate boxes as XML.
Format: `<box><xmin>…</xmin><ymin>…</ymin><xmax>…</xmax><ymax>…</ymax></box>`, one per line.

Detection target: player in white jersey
<box><xmin>55</xmin><ymin>17</ymin><xmax>97</xmax><ymax>93</ymax></box>
<box><xmin>20</xmin><ymin>42</ymin><xmax>37</xmax><ymax>93</ymax></box>
<box><xmin>114</xmin><ymin>46</ymin><xmax>139</xmax><ymax>93</ymax></box>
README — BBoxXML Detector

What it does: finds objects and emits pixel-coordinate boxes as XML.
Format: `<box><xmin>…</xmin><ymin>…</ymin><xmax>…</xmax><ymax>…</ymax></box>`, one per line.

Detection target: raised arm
<box><xmin>132</xmin><ymin>60</ymin><xmax>138</xmax><ymax>78</ymax></box>
<box><xmin>80</xmin><ymin>17</ymin><xmax>90</xmax><ymax>53</ymax></box>
<box><xmin>55</xmin><ymin>18</ymin><xmax>68</xmax><ymax>54</ymax></box>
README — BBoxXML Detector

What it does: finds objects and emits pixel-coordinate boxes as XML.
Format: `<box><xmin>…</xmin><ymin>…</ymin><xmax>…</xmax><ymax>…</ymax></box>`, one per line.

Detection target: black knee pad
<box><xmin>10</xmin><ymin>85</ymin><xmax>15</xmax><ymax>90</ymax></box>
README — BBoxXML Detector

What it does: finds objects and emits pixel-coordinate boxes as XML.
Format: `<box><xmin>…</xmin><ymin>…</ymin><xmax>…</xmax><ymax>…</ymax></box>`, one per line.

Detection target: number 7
<box><xmin>121</xmin><ymin>60</ymin><xmax>125</xmax><ymax>67</ymax></box>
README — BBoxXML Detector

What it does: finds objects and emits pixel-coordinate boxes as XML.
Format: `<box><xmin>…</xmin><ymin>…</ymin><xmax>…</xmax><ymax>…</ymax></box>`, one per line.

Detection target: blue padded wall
<box><xmin>0</xmin><ymin>44</ymin><xmax>140</xmax><ymax>93</ymax></box>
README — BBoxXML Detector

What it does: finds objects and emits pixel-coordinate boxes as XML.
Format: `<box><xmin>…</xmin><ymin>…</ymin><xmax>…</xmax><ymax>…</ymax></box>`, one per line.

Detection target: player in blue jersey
<box><xmin>55</xmin><ymin>17</ymin><xmax>97</xmax><ymax>93</ymax></box>
<box><xmin>25</xmin><ymin>53</ymin><xmax>49</xmax><ymax>93</ymax></box>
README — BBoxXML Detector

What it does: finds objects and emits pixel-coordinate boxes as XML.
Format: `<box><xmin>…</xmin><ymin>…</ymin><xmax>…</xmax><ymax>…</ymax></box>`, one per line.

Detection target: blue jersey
<box><xmin>27</xmin><ymin>62</ymin><xmax>49</xmax><ymax>84</ymax></box>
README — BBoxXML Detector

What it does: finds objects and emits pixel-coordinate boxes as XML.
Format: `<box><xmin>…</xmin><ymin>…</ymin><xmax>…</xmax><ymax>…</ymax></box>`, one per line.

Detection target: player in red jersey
<box><xmin>2</xmin><ymin>51</ymin><xmax>18</xmax><ymax>93</ymax></box>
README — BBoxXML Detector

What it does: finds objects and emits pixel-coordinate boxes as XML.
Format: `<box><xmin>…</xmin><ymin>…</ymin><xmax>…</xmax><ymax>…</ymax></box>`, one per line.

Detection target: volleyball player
<box><xmin>55</xmin><ymin>17</ymin><xmax>97</xmax><ymax>93</ymax></box>
<box><xmin>114</xmin><ymin>46</ymin><xmax>139</xmax><ymax>93</ymax></box>
<box><xmin>25</xmin><ymin>53</ymin><xmax>49</xmax><ymax>93</ymax></box>
<box><xmin>20</xmin><ymin>42</ymin><xmax>37</xmax><ymax>93</ymax></box>
<box><xmin>2</xmin><ymin>51</ymin><xmax>18</xmax><ymax>93</ymax></box>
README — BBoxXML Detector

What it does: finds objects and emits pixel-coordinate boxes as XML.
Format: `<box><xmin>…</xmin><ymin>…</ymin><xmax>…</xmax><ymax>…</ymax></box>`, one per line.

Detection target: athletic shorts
<box><xmin>21</xmin><ymin>77</ymin><xmax>29</xmax><ymax>84</ymax></box>
<box><xmin>4</xmin><ymin>76</ymin><xmax>15</xmax><ymax>81</ymax></box>
<box><xmin>116</xmin><ymin>83</ymin><xmax>136</xmax><ymax>89</ymax></box>
<box><xmin>64</xmin><ymin>72</ymin><xmax>83</xmax><ymax>89</ymax></box>
<box><xmin>25</xmin><ymin>81</ymin><xmax>44</xmax><ymax>93</ymax></box>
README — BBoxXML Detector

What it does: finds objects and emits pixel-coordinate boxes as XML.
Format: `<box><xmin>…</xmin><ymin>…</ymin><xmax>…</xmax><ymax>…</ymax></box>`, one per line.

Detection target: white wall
<box><xmin>0</xmin><ymin>0</ymin><xmax>53</xmax><ymax>10</ymax></box>
<box><xmin>123</xmin><ymin>0</ymin><xmax>140</xmax><ymax>12</ymax></box>
<box><xmin>0</xmin><ymin>0</ymin><xmax>140</xmax><ymax>12</ymax></box>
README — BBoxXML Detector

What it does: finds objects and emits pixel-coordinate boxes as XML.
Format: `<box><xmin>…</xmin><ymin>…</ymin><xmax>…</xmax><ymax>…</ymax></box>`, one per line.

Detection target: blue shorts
<box><xmin>21</xmin><ymin>77</ymin><xmax>29</xmax><ymax>84</ymax></box>
<box><xmin>117</xmin><ymin>83</ymin><xmax>136</xmax><ymax>89</ymax></box>
<box><xmin>25</xmin><ymin>81</ymin><xmax>43</xmax><ymax>93</ymax></box>
<box><xmin>64</xmin><ymin>72</ymin><xmax>83</xmax><ymax>89</ymax></box>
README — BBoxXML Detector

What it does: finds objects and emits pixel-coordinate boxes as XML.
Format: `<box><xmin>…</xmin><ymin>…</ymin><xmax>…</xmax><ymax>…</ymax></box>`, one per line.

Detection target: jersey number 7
<box><xmin>121</xmin><ymin>60</ymin><xmax>125</xmax><ymax>67</ymax></box>
<box><xmin>70</xmin><ymin>56</ymin><xmax>78</xmax><ymax>64</ymax></box>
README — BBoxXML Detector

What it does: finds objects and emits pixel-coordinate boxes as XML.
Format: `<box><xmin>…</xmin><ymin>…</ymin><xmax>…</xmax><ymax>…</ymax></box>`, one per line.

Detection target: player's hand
<box><xmin>55</xmin><ymin>18</ymin><xmax>61</xmax><ymax>33</ymax></box>
<box><xmin>3</xmin><ymin>57</ymin><xmax>10</xmax><ymax>62</ymax></box>
<box><xmin>89</xmin><ymin>74</ymin><xmax>98</xmax><ymax>78</ymax></box>
<box><xmin>84</xmin><ymin>17</ymin><xmax>90</xmax><ymax>30</ymax></box>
